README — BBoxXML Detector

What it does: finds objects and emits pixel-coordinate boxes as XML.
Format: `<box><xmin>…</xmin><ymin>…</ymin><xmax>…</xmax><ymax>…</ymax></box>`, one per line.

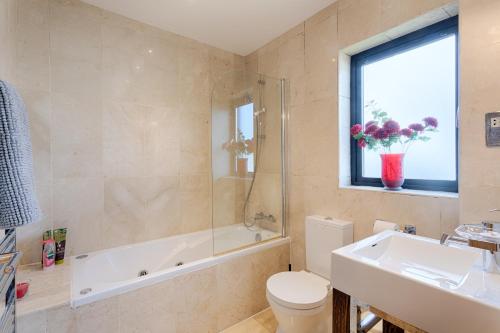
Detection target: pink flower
<box><xmin>245</xmin><ymin>139</ymin><xmax>255</xmax><ymax>153</ymax></box>
<box><xmin>350</xmin><ymin>124</ymin><xmax>363</xmax><ymax>136</ymax></box>
<box><xmin>373</xmin><ymin>128</ymin><xmax>389</xmax><ymax>140</ymax></box>
<box><xmin>409</xmin><ymin>123</ymin><xmax>425</xmax><ymax>132</ymax></box>
<box><xmin>357</xmin><ymin>138</ymin><xmax>367</xmax><ymax>148</ymax></box>
<box><xmin>400</xmin><ymin>128</ymin><xmax>413</xmax><ymax>137</ymax></box>
<box><xmin>365</xmin><ymin>120</ymin><xmax>378</xmax><ymax>128</ymax></box>
<box><xmin>365</xmin><ymin>124</ymin><xmax>379</xmax><ymax>135</ymax></box>
<box><xmin>423</xmin><ymin>117</ymin><xmax>438</xmax><ymax>128</ymax></box>
<box><xmin>383</xmin><ymin>120</ymin><xmax>400</xmax><ymax>135</ymax></box>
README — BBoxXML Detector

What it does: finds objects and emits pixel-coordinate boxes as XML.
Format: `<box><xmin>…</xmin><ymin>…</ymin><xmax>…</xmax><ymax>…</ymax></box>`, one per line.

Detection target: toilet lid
<box><xmin>266</xmin><ymin>271</ymin><xmax>330</xmax><ymax>310</ymax></box>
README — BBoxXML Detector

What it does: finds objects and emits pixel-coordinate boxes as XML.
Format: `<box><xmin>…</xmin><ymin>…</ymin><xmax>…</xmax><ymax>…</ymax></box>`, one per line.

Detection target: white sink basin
<box><xmin>331</xmin><ymin>230</ymin><xmax>500</xmax><ymax>333</ymax></box>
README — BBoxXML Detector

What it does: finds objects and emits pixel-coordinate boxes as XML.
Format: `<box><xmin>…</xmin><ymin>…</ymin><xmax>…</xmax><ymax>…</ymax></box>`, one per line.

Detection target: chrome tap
<box><xmin>439</xmin><ymin>233</ymin><xmax>468</xmax><ymax>246</ymax></box>
<box><xmin>440</xmin><ymin>209</ymin><xmax>500</xmax><ymax>273</ymax></box>
<box><xmin>254</xmin><ymin>212</ymin><xmax>276</xmax><ymax>223</ymax></box>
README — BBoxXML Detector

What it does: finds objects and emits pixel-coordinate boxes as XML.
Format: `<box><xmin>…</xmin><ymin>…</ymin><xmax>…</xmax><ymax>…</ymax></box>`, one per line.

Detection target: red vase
<box><xmin>380</xmin><ymin>153</ymin><xmax>405</xmax><ymax>190</ymax></box>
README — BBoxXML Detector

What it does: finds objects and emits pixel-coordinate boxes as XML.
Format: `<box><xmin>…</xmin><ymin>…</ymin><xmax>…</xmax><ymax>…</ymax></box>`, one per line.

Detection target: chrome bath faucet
<box><xmin>254</xmin><ymin>212</ymin><xmax>276</xmax><ymax>223</ymax></box>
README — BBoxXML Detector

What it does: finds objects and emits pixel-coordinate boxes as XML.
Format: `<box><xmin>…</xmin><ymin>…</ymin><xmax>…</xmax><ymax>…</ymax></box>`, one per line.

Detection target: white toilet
<box><xmin>266</xmin><ymin>216</ymin><xmax>353</xmax><ymax>333</ymax></box>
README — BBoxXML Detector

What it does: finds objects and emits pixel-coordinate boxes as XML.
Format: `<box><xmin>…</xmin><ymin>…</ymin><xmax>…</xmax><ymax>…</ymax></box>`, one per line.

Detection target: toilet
<box><xmin>266</xmin><ymin>216</ymin><xmax>353</xmax><ymax>333</ymax></box>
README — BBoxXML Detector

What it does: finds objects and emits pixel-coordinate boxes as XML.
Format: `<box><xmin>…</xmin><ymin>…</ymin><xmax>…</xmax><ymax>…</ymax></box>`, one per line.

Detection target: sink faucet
<box><xmin>441</xmin><ymin>209</ymin><xmax>500</xmax><ymax>273</ymax></box>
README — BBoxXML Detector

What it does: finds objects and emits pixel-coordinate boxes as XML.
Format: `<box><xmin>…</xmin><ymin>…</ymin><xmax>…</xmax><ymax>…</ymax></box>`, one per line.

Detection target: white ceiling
<box><xmin>82</xmin><ymin>0</ymin><xmax>337</xmax><ymax>55</ymax></box>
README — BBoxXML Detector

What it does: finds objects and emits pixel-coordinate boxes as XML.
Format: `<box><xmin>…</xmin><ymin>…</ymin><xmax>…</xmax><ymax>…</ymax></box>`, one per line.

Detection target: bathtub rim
<box><xmin>71</xmin><ymin>235</ymin><xmax>290</xmax><ymax>308</ymax></box>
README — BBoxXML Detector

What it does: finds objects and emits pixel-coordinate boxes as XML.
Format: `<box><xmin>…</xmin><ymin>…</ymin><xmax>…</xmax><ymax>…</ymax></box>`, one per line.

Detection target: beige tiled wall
<box><xmin>6</xmin><ymin>0</ymin><xmax>499</xmax><ymax>272</ymax></box>
<box><xmin>3</xmin><ymin>0</ymin><xmax>244</xmax><ymax>264</ymax></box>
<box><xmin>17</xmin><ymin>242</ymin><xmax>290</xmax><ymax>333</ymax></box>
<box><xmin>0</xmin><ymin>0</ymin><xmax>15</xmax><ymax>82</ymax></box>
<box><xmin>248</xmin><ymin>0</ymin><xmax>461</xmax><ymax>270</ymax></box>
<box><xmin>459</xmin><ymin>0</ymin><xmax>500</xmax><ymax>225</ymax></box>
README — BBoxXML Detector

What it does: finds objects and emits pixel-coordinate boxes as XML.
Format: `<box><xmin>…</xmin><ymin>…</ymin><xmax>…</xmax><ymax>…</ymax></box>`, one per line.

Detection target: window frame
<box><xmin>350</xmin><ymin>16</ymin><xmax>459</xmax><ymax>193</ymax></box>
<box><xmin>234</xmin><ymin>102</ymin><xmax>255</xmax><ymax>175</ymax></box>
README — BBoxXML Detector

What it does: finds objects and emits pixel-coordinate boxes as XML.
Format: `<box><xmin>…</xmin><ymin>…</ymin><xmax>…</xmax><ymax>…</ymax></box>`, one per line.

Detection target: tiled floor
<box><xmin>221</xmin><ymin>307</ymin><xmax>384</xmax><ymax>333</ymax></box>
<box><xmin>221</xmin><ymin>308</ymin><xmax>277</xmax><ymax>333</ymax></box>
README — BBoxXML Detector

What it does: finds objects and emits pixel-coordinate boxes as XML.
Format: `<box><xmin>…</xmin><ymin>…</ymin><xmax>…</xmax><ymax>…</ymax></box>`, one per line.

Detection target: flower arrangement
<box><xmin>350</xmin><ymin>101</ymin><xmax>439</xmax><ymax>190</ymax></box>
<box><xmin>222</xmin><ymin>130</ymin><xmax>255</xmax><ymax>158</ymax></box>
<box><xmin>350</xmin><ymin>101</ymin><xmax>438</xmax><ymax>152</ymax></box>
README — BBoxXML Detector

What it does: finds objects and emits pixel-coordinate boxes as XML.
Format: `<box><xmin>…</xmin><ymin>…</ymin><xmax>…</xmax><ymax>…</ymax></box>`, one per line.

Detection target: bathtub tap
<box><xmin>254</xmin><ymin>212</ymin><xmax>276</xmax><ymax>223</ymax></box>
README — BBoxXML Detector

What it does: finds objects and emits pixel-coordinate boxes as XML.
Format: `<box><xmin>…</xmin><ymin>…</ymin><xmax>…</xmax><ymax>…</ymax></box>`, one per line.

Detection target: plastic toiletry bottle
<box><xmin>53</xmin><ymin>228</ymin><xmax>67</xmax><ymax>265</ymax></box>
<box><xmin>42</xmin><ymin>230</ymin><xmax>55</xmax><ymax>270</ymax></box>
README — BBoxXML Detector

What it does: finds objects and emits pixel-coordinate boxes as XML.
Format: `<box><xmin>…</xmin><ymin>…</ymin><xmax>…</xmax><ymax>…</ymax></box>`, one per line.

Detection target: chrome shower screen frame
<box><xmin>280</xmin><ymin>78</ymin><xmax>288</xmax><ymax>239</ymax></box>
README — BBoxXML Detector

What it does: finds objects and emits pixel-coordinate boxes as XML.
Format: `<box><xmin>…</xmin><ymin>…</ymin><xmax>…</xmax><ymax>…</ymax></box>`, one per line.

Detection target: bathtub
<box><xmin>71</xmin><ymin>224</ymin><xmax>286</xmax><ymax>307</ymax></box>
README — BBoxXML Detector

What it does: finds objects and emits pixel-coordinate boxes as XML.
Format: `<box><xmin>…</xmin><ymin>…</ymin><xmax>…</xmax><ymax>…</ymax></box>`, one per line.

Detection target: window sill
<box><xmin>339</xmin><ymin>184</ymin><xmax>458</xmax><ymax>199</ymax></box>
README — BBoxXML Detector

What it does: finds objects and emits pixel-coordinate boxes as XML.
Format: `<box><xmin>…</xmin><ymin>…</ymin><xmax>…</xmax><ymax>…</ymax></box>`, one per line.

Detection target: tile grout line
<box><xmin>219</xmin><ymin>307</ymin><xmax>275</xmax><ymax>333</ymax></box>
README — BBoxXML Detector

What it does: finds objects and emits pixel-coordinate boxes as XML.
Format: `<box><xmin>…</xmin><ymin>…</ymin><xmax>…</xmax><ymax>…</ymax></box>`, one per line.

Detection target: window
<box><xmin>350</xmin><ymin>16</ymin><xmax>458</xmax><ymax>192</ymax></box>
<box><xmin>235</xmin><ymin>103</ymin><xmax>254</xmax><ymax>173</ymax></box>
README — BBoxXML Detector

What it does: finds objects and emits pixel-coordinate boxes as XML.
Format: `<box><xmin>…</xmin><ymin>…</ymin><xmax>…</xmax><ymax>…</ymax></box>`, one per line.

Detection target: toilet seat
<box><xmin>266</xmin><ymin>271</ymin><xmax>330</xmax><ymax>310</ymax></box>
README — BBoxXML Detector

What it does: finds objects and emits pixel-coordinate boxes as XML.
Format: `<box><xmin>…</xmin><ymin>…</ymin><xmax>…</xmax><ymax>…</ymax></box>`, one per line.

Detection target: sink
<box><xmin>331</xmin><ymin>230</ymin><xmax>500</xmax><ymax>333</ymax></box>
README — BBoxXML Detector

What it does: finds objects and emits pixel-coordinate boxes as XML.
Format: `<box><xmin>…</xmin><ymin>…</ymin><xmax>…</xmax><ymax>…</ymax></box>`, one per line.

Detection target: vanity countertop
<box><xmin>16</xmin><ymin>262</ymin><xmax>70</xmax><ymax>316</ymax></box>
<box><xmin>331</xmin><ymin>230</ymin><xmax>500</xmax><ymax>333</ymax></box>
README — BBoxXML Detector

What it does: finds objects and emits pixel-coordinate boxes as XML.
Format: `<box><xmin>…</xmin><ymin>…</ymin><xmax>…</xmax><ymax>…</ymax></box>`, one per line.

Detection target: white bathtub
<box><xmin>71</xmin><ymin>224</ymin><xmax>286</xmax><ymax>307</ymax></box>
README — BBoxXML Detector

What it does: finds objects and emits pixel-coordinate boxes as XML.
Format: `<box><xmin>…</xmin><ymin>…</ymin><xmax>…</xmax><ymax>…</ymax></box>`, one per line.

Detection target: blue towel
<box><xmin>0</xmin><ymin>80</ymin><xmax>41</xmax><ymax>228</ymax></box>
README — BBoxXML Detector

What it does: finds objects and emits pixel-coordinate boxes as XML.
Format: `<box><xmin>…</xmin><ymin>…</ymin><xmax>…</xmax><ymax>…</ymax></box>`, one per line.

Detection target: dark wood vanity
<box><xmin>332</xmin><ymin>288</ymin><xmax>427</xmax><ymax>333</ymax></box>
